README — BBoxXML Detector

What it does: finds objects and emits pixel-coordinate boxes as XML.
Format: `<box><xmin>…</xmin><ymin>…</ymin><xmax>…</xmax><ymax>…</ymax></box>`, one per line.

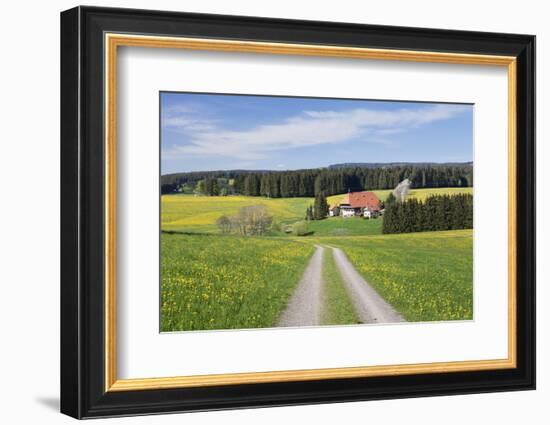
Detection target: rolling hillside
<box><xmin>327</xmin><ymin>187</ymin><xmax>473</xmax><ymax>205</ymax></box>
<box><xmin>161</xmin><ymin>195</ymin><xmax>310</xmax><ymax>233</ymax></box>
<box><xmin>162</xmin><ymin>187</ymin><xmax>473</xmax><ymax>234</ymax></box>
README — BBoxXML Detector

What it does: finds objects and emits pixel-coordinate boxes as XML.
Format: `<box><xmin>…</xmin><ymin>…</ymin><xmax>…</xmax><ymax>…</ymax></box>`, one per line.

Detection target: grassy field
<box><xmin>303</xmin><ymin>216</ymin><xmax>382</xmax><ymax>237</ymax></box>
<box><xmin>160</xmin><ymin>233</ymin><xmax>314</xmax><ymax>331</ymax></box>
<box><xmin>161</xmin><ymin>194</ymin><xmax>310</xmax><ymax>233</ymax></box>
<box><xmin>327</xmin><ymin>187</ymin><xmax>473</xmax><ymax>205</ymax></box>
<box><xmin>162</xmin><ymin>188</ymin><xmax>472</xmax><ymax>235</ymax></box>
<box><xmin>161</xmin><ymin>229</ymin><xmax>472</xmax><ymax>330</ymax></box>
<box><xmin>321</xmin><ymin>249</ymin><xmax>360</xmax><ymax>325</ymax></box>
<box><xmin>311</xmin><ymin>230</ymin><xmax>473</xmax><ymax>322</ymax></box>
<box><xmin>160</xmin><ymin>189</ymin><xmax>473</xmax><ymax>330</ymax></box>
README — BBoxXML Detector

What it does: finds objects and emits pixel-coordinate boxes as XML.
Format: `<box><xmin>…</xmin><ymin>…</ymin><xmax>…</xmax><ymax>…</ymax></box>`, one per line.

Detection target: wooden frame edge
<box><xmin>108</xmin><ymin>358</ymin><xmax>516</xmax><ymax>391</ymax></box>
<box><xmin>105</xmin><ymin>33</ymin><xmax>118</xmax><ymax>390</ymax></box>
<box><xmin>104</xmin><ymin>33</ymin><xmax>518</xmax><ymax>392</ymax></box>
<box><xmin>507</xmin><ymin>59</ymin><xmax>518</xmax><ymax>369</ymax></box>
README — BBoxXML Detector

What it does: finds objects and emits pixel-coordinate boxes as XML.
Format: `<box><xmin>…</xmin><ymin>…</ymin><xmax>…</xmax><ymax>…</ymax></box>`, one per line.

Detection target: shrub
<box><xmin>293</xmin><ymin>221</ymin><xmax>313</xmax><ymax>236</ymax></box>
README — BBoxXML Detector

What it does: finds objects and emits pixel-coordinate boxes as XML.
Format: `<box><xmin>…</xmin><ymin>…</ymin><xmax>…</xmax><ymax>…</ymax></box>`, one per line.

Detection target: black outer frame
<box><xmin>60</xmin><ymin>6</ymin><xmax>536</xmax><ymax>419</ymax></box>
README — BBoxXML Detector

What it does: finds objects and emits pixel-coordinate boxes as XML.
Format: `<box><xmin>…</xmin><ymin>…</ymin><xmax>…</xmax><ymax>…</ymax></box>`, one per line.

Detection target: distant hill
<box><xmin>327</xmin><ymin>162</ymin><xmax>473</xmax><ymax>169</ymax></box>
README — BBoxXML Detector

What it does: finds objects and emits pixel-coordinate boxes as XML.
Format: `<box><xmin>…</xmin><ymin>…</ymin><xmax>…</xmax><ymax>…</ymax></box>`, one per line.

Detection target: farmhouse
<box><xmin>363</xmin><ymin>209</ymin><xmax>380</xmax><ymax>219</ymax></box>
<box><xmin>328</xmin><ymin>205</ymin><xmax>340</xmax><ymax>217</ymax></box>
<box><xmin>339</xmin><ymin>204</ymin><xmax>356</xmax><ymax>217</ymax></box>
<box><xmin>332</xmin><ymin>191</ymin><xmax>382</xmax><ymax>218</ymax></box>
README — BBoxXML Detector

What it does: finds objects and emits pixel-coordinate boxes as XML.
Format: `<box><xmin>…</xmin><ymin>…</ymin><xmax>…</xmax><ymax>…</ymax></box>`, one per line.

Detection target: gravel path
<box><xmin>331</xmin><ymin>247</ymin><xmax>405</xmax><ymax>324</ymax></box>
<box><xmin>277</xmin><ymin>246</ymin><xmax>324</xmax><ymax>327</ymax></box>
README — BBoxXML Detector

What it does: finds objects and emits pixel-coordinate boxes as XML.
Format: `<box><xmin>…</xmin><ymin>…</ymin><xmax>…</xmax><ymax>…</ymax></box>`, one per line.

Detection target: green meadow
<box><xmin>300</xmin><ymin>216</ymin><xmax>382</xmax><ymax>237</ymax></box>
<box><xmin>161</xmin><ymin>189</ymin><xmax>474</xmax><ymax>330</ymax></box>
<box><xmin>162</xmin><ymin>187</ymin><xmax>473</xmax><ymax>236</ymax></box>
<box><xmin>161</xmin><ymin>233</ymin><xmax>314</xmax><ymax>331</ymax></box>
<box><xmin>311</xmin><ymin>230</ymin><xmax>473</xmax><ymax>322</ymax></box>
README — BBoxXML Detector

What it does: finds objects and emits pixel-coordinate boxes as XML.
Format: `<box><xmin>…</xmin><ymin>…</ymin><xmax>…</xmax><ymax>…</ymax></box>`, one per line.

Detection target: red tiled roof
<box><xmin>341</xmin><ymin>191</ymin><xmax>381</xmax><ymax>210</ymax></box>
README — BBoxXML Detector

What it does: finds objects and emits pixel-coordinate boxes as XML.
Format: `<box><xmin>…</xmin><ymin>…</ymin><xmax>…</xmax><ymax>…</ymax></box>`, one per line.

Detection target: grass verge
<box><xmin>321</xmin><ymin>248</ymin><xmax>361</xmax><ymax>325</ymax></box>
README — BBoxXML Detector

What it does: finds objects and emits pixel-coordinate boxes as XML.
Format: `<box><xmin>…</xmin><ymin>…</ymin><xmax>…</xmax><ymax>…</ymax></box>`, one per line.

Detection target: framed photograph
<box><xmin>60</xmin><ymin>6</ymin><xmax>535</xmax><ymax>419</ymax></box>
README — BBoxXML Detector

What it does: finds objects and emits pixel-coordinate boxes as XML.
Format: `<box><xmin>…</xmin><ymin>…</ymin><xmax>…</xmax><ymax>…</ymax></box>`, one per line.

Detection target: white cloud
<box><xmin>162</xmin><ymin>103</ymin><xmax>469</xmax><ymax>161</ymax></box>
<box><xmin>374</xmin><ymin>128</ymin><xmax>406</xmax><ymax>136</ymax></box>
<box><xmin>162</xmin><ymin>102</ymin><xmax>220</xmax><ymax>133</ymax></box>
<box><xmin>162</xmin><ymin>116</ymin><xmax>217</xmax><ymax>132</ymax></box>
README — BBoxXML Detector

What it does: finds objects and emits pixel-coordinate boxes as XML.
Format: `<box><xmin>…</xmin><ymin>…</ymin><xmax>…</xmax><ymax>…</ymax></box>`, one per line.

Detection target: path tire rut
<box><xmin>331</xmin><ymin>247</ymin><xmax>405</xmax><ymax>324</ymax></box>
<box><xmin>277</xmin><ymin>246</ymin><xmax>324</xmax><ymax>327</ymax></box>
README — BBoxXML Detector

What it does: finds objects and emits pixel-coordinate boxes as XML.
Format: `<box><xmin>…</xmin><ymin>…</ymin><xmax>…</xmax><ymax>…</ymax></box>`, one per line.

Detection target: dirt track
<box><xmin>277</xmin><ymin>245</ymin><xmax>404</xmax><ymax>327</ymax></box>
<box><xmin>331</xmin><ymin>247</ymin><xmax>405</xmax><ymax>324</ymax></box>
<box><xmin>277</xmin><ymin>246</ymin><xmax>324</xmax><ymax>327</ymax></box>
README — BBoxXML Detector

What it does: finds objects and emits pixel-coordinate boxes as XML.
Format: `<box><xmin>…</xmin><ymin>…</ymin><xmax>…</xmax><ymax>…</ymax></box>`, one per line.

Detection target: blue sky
<box><xmin>160</xmin><ymin>92</ymin><xmax>473</xmax><ymax>174</ymax></box>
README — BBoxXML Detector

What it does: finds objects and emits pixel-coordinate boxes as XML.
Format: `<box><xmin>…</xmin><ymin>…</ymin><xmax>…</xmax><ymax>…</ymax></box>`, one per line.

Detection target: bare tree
<box><xmin>229</xmin><ymin>215</ymin><xmax>243</xmax><ymax>235</ymax></box>
<box><xmin>218</xmin><ymin>205</ymin><xmax>274</xmax><ymax>236</ymax></box>
<box><xmin>216</xmin><ymin>215</ymin><xmax>232</xmax><ymax>234</ymax></box>
<box><xmin>236</xmin><ymin>205</ymin><xmax>273</xmax><ymax>235</ymax></box>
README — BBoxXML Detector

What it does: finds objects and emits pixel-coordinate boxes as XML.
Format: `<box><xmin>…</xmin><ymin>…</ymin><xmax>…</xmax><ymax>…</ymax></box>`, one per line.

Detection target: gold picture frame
<box><xmin>104</xmin><ymin>33</ymin><xmax>517</xmax><ymax>392</ymax></box>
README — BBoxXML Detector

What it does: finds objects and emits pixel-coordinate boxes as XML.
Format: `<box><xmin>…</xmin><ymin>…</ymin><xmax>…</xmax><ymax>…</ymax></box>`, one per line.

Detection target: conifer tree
<box><xmin>260</xmin><ymin>174</ymin><xmax>270</xmax><ymax>197</ymax></box>
<box><xmin>313</xmin><ymin>192</ymin><xmax>329</xmax><ymax>220</ymax></box>
<box><xmin>269</xmin><ymin>174</ymin><xmax>280</xmax><ymax>198</ymax></box>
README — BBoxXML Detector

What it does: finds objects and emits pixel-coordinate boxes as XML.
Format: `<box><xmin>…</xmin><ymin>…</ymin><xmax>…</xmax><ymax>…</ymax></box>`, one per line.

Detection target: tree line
<box><xmin>382</xmin><ymin>193</ymin><xmax>473</xmax><ymax>234</ymax></box>
<box><xmin>161</xmin><ymin>164</ymin><xmax>473</xmax><ymax>197</ymax></box>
